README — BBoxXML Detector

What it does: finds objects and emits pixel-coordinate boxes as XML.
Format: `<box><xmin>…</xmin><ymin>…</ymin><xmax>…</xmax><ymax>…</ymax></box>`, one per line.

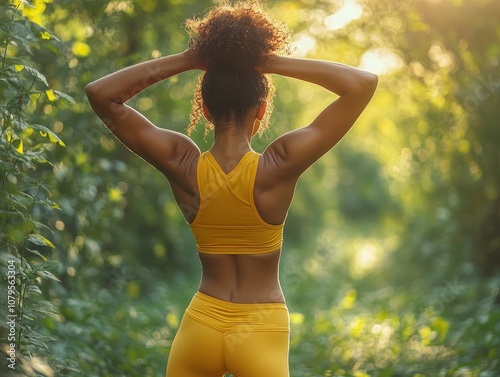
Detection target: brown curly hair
<box><xmin>185</xmin><ymin>0</ymin><xmax>291</xmax><ymax>135</ymax></box>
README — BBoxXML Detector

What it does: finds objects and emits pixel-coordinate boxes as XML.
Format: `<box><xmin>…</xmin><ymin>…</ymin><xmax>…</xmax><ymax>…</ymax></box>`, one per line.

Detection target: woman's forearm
<box><xmin>264</xmin><ymin>56</ymin><xmax>377</xmax><ymax>96</ymax></box>
<box><xmin>85</xmin><ymin>51</ymin><xmax>198</xmax><ymax>104</ymax></box>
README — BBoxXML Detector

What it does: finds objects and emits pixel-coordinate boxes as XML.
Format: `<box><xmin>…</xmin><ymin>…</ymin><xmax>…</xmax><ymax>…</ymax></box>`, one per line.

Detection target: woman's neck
<box><xmin>211</xmin><ymin>131</ymin><xmax>252</xmax><ymax>157</ymax></box>
<box><xmin>211</xmin><ymin>120</ymin><xmax>254</xmax><ymax>157</ymax></box>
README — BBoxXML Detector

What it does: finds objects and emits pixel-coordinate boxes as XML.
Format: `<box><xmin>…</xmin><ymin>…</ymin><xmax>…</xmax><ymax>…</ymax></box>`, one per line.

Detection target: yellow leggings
<box><xmin>165</xmin><ymin>291</ymin><xmax>290</xmax><ymax>377</ymax></box>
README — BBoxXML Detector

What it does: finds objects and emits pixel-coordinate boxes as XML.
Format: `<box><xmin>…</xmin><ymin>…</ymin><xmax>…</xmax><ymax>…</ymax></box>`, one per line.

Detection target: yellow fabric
<box><xmin>189</xmin><ymin>151</ymin><xmax>284</xmax><ymax>255</ymax></box>
<box><xmin>165</xmin><ymin>292</ymin><xmax>290</xmax><ymax>377</ymax></box>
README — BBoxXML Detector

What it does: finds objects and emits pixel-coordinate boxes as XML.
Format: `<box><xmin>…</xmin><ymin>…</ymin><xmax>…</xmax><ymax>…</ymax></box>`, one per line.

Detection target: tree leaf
<box><xmin>14</xmin><ymin>138</ymin><xmax>24</xmax><ymax>154</ymax></box>
<box><xmin>31</xmin><ymin>123</ymin><xmax>66</xmax><ymax>146</ymax></box>
<box><xmin>27</xmin><ymin>284</ymin><xmax>43</xmax><ymax>296</ymax></box>
<box><xmin>45</xmin><ymin>89</ymin><xmax>56</xmax><ymax>101</ymax></box>
<box><xmin>52</xmin><ymin>90</ymin><xmax>76</xmax><ymax>105</ymax></box>
<box><xmin>39</xmin><ymin>199</ymin><xmax>61</xmax><ymax>210</ymax></box>
<box><xmin>27</xmin><ymin>248</ymin><xmax>48</xmax><ymax>261</ymax></box>
<box><xmin>47</xmin><ymin>131</ymin><xmax>66</xmax><ymax>147</ymax></box>
<box><xmin>28</xmin><ymin>234</ymin><xmax>55</xmax><ymax>249</ymax></box>
<box><xmin>35</xmin><ymin>269</ymin><xmax>61</xmax><ymax>282</ymax></box>
<box><xmin>30</xmin><ymin>21</ymin><xmax>61</xmax><ymax>43</ymax></box>
<box><xmin>31</xmin><ymin>220</ymin><xmax>55</xmax><ymax>233</ymax></box>
<box><xmin>23</xmin><ymin>66</ymin><xmax>49</xmax><ymax>87</ymax></box>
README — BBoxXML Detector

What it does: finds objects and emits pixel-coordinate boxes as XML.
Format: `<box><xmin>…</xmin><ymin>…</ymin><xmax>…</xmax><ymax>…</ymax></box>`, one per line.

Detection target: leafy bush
<box><xmin>0</xmin><ymin>2</ymin><xmax>71</xmax><ymax>375</ymax></box>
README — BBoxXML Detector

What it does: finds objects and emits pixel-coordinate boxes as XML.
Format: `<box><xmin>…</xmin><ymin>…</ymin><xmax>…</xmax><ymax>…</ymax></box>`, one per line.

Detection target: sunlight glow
<box><xmin>357</xmin><ymin>243</ymin><xmax>378</xmax><ymax>270</ymax></box>
<box><xmin>104</xmin><ymin>1</ymin><xmax>134</xmax><ymax>15</ymax></box>
<box><xmin>359</xmin><ymin>48</ymin><xmax>404</xmax><ymax>75</ymax></box>
<box><xmin>292</xmin><ymin>33</ymin><xmax>317</xmax><ymax>57</ymax></box>
<box><xmin>351</xmin><ymin>241</ymin><xmax>382</xmax><ymax>278</ymax></box>
<box><xmin>428</xmin><ymin>43</ymin><xmax>455</xmax><ymax>69</ymax></box>
<box><xmin>325</xmin><ymin>0</ymin><xmax>363</xmax><ymax>31</ymax></box>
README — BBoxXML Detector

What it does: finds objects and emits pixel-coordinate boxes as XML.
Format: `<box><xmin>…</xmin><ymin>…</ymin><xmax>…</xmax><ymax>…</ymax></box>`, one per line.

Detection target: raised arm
<box><xmin>85</xmin><ymin>51</ymin><xmax>201</xmax><ymax>176</ymax></box>
<box><xmin>262</xmin><ymin>56</ymin><xmax>378</xmax><ymax>179</ymax></box>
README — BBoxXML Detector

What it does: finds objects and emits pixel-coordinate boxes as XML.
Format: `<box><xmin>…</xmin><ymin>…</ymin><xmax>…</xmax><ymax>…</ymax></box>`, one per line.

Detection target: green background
<box><xmin>1</xmin><ymin>0</ymin><xmax>499</xmax><ymax>376</ymax></box>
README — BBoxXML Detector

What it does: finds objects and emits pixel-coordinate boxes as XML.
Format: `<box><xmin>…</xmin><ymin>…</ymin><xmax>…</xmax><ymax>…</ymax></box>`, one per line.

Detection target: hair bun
<box><xmin>185</xmin><ymin>0</ymin><xmax>291</xmax><ymax>71</ymax></box>
<box><xmin>200</xmin><ymin>15</ymin><xmax>262</xmax><ymax>71</ymax></box>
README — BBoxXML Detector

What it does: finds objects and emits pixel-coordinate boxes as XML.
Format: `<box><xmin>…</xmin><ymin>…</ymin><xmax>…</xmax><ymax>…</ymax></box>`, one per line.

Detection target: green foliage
<box><xmin>283</xmin><ymin>254</ymin><xmax>500</xmax><ymax>376</ymax></box>
<box><xmin>0</xmin><ymin>1</ymin><xmax>71</xmax><ymax>375</ymax></box>
<box><xmin>43</xmin><ymin>279</ymin><xmax>192</xmax><ymax>377</ymax></box>
<box><xmin>390</xmin><ymin>0</ymin><xmax>500</xmax><ymax>280</ymax></box>
<box><xmin>0</xmin><ymin>0</ymin><xmax>499</xmax><ymax>376</ymax></box>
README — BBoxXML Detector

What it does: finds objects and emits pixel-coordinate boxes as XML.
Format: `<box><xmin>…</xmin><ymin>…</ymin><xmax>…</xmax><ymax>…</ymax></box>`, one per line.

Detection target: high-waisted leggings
<box><xmin>165</xmin><ymin>291</ymin><xmax>290</xmax><ymax>377</ymax></box>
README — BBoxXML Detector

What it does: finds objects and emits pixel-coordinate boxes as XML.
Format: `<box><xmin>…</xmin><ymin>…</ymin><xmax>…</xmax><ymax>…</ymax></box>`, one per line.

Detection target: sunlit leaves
<box><xmin>31</xmin><ymin>123</ymin><xmax>66</xmax><ymax>146</ymax></box>
<box><xmin>104</xmin><ymin>0</ymin><xmax>135</xmax><ymax>15</ymax></box>
<box><xmin>108</xmin><ymin>186</ymin><xmax>123</xmax><ymax>202</ymax></box>
<box><xmin>18</xmin><ymin>0</ymin><xmax>49</xmax><ymax>26</ymax></box>
<box><xmin>28</xmin><ymin>233</ymin><xmax>55</xmax><ymax>249</ymax></box>
<box><xmin>285</xmin><ymin>276</ymin><xmax>500</xmax><ymax>376</ymax></box>
<box><xmin>290</xmin><ymin>312</ymin><xmax>305</xmax><ymax>325</ymax></box>
<box><xmin>45</xmin><ymin>88</ymin><xmax>56</xmax><ymax>101</ymax></box>
<box><xmin>0</xmin><ymin>1</ymin><xmax>67</xmax><ymax>370</ymax></box>
<box><xmin>71</xmin><ymin>41</ymin><xmax>91</xmax><ymax>57</ymax></box>
<box><xmin>340</xmin><ymin>289</ymin><xmax>357</xmax><ymax>309</ymax></box>
<box><xmin>40</xmin><ymin>30</ymin><xmax>50</xmax><ymax>39</ymax></box>
<box><xmin>432</xmin><ymin>316</ymin><xmax>450</xmax><ymax>342</ymax></box>
<box><xmin>166</xmin><ymin>312</ymin><xmax>179</xmax><ymax>328</ymax></box>
<box><xmin>14</xmin><ymin>138</ymin><xmax>24</xmax><ymax>154</ymax></box>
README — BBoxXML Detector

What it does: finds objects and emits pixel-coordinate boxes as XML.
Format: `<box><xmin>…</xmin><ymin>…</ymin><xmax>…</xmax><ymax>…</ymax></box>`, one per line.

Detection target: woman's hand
<box><xmin>182</xmin><ymin>49</ymin><xmax>206</xmax><ymax>71</ymax></box>
<box><xmin>255</xmin><ymin>55</ymin><xmax>277</xmax><ymax>74</ymax></box>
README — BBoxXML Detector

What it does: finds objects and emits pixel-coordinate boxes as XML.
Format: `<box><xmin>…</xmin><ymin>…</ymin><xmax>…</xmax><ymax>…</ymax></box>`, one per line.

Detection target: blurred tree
<box><xmin>346</xmin><ymin>0</ymin><xmax>500</xmax><ymax>281</ymax></box>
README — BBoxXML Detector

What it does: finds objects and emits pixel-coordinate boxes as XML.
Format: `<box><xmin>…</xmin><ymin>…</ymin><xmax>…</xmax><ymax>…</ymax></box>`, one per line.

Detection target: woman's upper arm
<box><xmin>264</xmin><ymin>77</ymin><xmax>377</xmax><ymax>179</ymax></box>
<box><xmin>87</xmin><ymin>95</ymin><xmax>199</xmax><ymax>175</ymax></box>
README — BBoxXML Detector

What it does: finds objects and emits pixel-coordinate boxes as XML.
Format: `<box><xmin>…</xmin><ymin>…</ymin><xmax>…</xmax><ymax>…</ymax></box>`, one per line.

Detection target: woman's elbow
<box><xmin>363</xmin><ymin>72</ymin><xmax>378</xmax><ymax>89</ymax></box>
<box><xmin>85</xmin><ymin>82</ymin><xmax>99</xmax><ymax>101</ymax></box>
<box><xmin>357</xmin><ymin>72</ymin><xmax>378</xmax><ymax>97</ymax></box>
<box><xmin>85</xmin><ymin>82</ymin><xmax>118</xmax><ymax>106</ymax></box>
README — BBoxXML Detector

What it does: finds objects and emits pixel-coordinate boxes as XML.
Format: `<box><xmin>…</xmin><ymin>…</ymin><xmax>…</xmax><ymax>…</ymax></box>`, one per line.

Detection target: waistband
<box><xmin>185</xmin><ymin>291</ymin><xmax>289</xmax><ymax>333</ymax></box>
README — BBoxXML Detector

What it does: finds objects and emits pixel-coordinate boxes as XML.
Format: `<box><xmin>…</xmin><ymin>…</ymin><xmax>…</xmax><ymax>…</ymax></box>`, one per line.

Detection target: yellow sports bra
<box><xmin>189</xmin><ymin>150</ymin><xmax>284</xmax><ymax>255</ymax></box>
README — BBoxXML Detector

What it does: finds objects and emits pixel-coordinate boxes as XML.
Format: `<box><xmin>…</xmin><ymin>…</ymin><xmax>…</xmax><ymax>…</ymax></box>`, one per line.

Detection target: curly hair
<box><xmin>185</xmin><ymin>0</ymin><xmax>291</xmax><ymax>136</ymax></box>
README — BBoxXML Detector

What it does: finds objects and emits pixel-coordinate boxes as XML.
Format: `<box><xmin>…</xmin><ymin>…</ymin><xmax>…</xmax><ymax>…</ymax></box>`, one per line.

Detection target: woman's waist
<box><xmin>185</xmin><ymin>291</ymin><xmax>289</xmax><ymax>333</ymax></box>
<box><xmin>198</xmin><ymin>249</ymin><xmax>283</xmax><ymax>302</ymax></box>
<box><xmin>199</xmin><ymin>271</ymin><xmax>285</xmax><ymax>304</ymax></box>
